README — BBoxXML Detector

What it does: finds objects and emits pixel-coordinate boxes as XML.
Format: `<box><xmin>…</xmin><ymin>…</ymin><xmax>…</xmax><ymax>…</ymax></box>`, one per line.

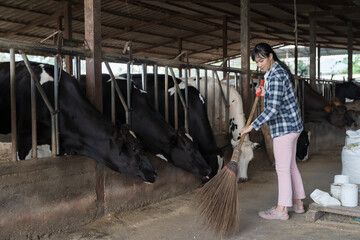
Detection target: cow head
<box><xmin>169</xmin><ymin>128</ymin><xmax>211</xmax><ymax>182</ymax></box>
<box><xmin>111</xmin><ymin>124</ymin><xmax>158</xmax><ymax>183</ymax></box>
<box><xmin>296</xmin><ymin>130</ymin><xmax>311</xmax><ymax>162</ymax></box>
<box><xmin>324</xmin><ymin>99</ymin><xmax>355</xmax><ymax>130</ymax></box>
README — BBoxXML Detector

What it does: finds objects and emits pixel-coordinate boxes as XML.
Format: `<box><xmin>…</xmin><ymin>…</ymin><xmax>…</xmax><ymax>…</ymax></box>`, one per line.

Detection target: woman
<box><xmin>241</xmin><ymin>43</ymin><xmax>305</xmax><ymax>220</ymax></box>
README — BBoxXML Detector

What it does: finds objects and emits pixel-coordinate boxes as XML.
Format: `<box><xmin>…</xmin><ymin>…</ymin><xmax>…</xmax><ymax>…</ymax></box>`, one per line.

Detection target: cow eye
<box><xmin>132</xmin><ymin>147</ymin><xmax>136</xmax><ymax>152</ymax></box>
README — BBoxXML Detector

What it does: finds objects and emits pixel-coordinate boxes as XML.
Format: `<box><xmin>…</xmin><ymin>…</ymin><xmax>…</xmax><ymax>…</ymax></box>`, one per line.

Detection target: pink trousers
<box><xmin>273</xmin><ymin>132</ymin><xmax>306</xmax><ymax>207</ymax></box>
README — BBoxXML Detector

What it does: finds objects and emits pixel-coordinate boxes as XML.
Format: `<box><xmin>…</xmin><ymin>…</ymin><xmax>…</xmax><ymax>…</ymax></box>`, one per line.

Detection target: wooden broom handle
<box><xmin>233</xmin><ymin>80</ymin><xmax>264</xmax><ymax>155</ymax></box>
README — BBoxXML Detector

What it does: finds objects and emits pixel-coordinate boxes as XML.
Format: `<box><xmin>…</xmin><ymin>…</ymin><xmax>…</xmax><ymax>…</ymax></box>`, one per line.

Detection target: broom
<box><xmin>192</xmin><ymin>79</ymin><xmax>264</xmax><ymax>237</ymax></box>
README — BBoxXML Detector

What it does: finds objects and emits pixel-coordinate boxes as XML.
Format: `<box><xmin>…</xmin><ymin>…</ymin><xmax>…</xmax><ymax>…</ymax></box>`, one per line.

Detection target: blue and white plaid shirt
<box><xmin>252</xmin><ymin>61</ymin><xmax>303</xmax><ymax>138</ymax></box>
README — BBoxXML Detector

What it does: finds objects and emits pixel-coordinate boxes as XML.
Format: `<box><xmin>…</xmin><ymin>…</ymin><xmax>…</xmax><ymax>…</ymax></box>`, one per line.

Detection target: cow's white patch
<box><xmin>185</xmin><ymin>133</ymin><xmax>193</xmax><ymax>142</ymax></box>
<box><xmin>198</xmin><ymin>93</ymin><xmax>205</xmax><ymax>104</ymax></box>
<box><xmin>156</xmin><ymin>154</ymin><xmax>168</xmax><ymax>161</ymax></box>
<box><xmin>24</xmin><ymin>144</ymin><xmax>52</xmax><ymax>160</ymax></box>
<box><xmin>168</xmin><ymin>87</ymin><xmax>176</xmax><ymax>96</ymax></box>
<box><xmin>134</xmin><ymin>84</ymin><xmax>147</xmax><ymax>94</ymax></box>
<box><xmin>39</xmin><ymin>65</ymin><xmax>54</xmax><ymax>85</ymax></box>
<box><xmin>217</xmin><ymin>155</ymin><xmax>224</xmax><ymax>173</ymax></box>
<box><xmin>129</xmin><ymin>130</ymin><xmax>137</xmax><ymax>139</ymax></box>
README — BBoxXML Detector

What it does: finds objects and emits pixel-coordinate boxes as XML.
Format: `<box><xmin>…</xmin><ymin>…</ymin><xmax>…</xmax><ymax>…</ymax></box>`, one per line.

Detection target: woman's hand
<box><xmin>256</xmin><ymin>86</ymin><xmax>265</xmax><ymax>97</ymax></box>
<box><xmin>240</xmin><ymin>125</ymin><xmax>254</xmax><ymax>136</ymax></box>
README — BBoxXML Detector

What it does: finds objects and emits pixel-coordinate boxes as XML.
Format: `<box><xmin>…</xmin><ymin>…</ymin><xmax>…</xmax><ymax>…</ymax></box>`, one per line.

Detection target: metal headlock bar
<box><xmin>1</xmin><ymin>38</ymin><xmax>265</xmax><ymax>161</ymax></box>
<box><xmin>20</xmin><ymin>51</ymin><xmax>58</xmax><ymax>158</ymax></box>
<box><xmin>104</xmin><ymin>61</ymin><xmax>131</xmax><ymax>125</ymax></box>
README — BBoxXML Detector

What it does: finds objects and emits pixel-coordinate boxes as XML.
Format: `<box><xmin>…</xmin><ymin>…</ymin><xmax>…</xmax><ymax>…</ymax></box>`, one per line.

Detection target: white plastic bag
<box><xmin>310</xmin><ymin>189</ymin><xmax>341</xmax><ymax>207</ymax></box>
<box><xmin>342</xmin><ymin>143</ymin><xmax>360</xmax><ymax>184</ymax></box>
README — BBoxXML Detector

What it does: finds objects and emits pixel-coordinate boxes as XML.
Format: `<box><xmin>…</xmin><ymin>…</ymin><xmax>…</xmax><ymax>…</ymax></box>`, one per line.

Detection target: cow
<box><xmin>296</xmin><ymin>130</ymin><xmax>311</xmax><ymax>161</ymax></box>
<box><xmin>0</xmin><ymin>61</ymin><xmax>157</xmax><ymax>183</ymax></box>
<box><xmin>79</xmin><ymin>74</ymin><xmax>211</xmax><ymax>182</ymax></box>
<box><xmin>303</xmin><ymin>81</ymin><xmax>355</xmax><ymax>130</ymax></box>
<box><xmin>335</xmin><ymin>82</ymin><xmax>360</xmax><ymax>104</ymax></box>
<box><xmin>181</xmin><ymin>77</ymin><xmax>254</xmax><ymax>182</ymax></box>
<box><xmin>124</xmin><ymin>74</ymin><xmax>229</xmax><ymax>180</ymax></box>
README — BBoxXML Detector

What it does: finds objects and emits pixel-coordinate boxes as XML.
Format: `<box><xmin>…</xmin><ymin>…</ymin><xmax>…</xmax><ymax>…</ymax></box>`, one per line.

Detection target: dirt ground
<box><xmin>45</xmin><ymin>136</ymin><xmax>360</xmax><ymax>240</ymax></box>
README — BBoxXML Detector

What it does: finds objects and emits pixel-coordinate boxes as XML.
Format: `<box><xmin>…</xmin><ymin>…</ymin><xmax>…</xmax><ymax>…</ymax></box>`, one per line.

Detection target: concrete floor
<box><xmin>48</xmin><ymin>143</ymin><xmax>360</xmax><ymax>240</ymax></box>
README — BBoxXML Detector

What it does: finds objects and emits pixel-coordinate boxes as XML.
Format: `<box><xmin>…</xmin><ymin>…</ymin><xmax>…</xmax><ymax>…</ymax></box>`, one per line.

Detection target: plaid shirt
<box><xmin>252</xmin><ymin>61</ymin><xmax>303</xmax><ymax>138</ymax></box>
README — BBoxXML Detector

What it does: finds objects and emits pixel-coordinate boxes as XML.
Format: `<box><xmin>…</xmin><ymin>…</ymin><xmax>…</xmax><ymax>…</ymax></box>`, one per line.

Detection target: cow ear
<box><xmin>323</xmin><ymin>105</ymin><xmax>333</xmax><ymax>113</ymax></box>
<box><xmin>332</xmin><ymin>98</ymin><xmax>342</xmax><ymax>106</ymax></box>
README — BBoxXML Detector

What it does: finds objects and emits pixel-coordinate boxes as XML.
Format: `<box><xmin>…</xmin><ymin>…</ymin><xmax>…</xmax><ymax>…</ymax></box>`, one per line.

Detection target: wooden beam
<box><xmin>64</xmin><ymin>1</ymin><xmax>73</xmax><ymax>75</ymax></box>
<box><xmin>348</xmin><ymin>21</ymin><xmax>353</xmax><ymax>81</ymax></box>
<box><xmin>223</xmin><ymin>15</ymin><xmax>228</xmax><ymax>78</ymax></box>
<box><xmin>84</xmin><ymin>0</ymin><xmax>104</xmax><ymax>217</ymax></box>
<box><xmin>138</xmin><ymin>0</ymin><xmax>352</xmax><ymax>4</ymax></box>
<box><xmin>310</xmin><ymin>7</ymin><xmax>360</xmax><ymax>18</ymax></box>
<box><xmin>241</xmin><ymin>0</ymin><xmax>251</xmax><ymax>119</ymax></box>
<box><xmin>309</xmin><ymin>16</ymin><xmax>317</xmax><ymax>89</ymax></box>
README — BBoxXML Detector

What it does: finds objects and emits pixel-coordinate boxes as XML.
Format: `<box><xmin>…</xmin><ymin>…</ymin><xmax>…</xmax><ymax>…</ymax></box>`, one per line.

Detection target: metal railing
<box><xmin>0</xmin><ymin>37</ymin><xmax>263</xmax><ymax>161</ymax></box>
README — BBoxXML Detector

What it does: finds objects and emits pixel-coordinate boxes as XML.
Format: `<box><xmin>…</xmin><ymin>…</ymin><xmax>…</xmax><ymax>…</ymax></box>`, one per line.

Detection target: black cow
<box><xmin>0</xmin><ymin>61</ymin><xmax>157</xmax><ymax>183</ymax></box>
<box><xmin>296</xmin><ymin>130</ymin><xmax>311</xmax><ymax>161</ymax></box>
<box><xmin>335</xmin><ymin>82</ymin><xmax>360</xmax><ymax>104</ymax></box>
<box><xmin>79</xmin><ymin>74</ymin><xmax>211</xmax><ymax>182</ymax></box>
<box><xmin>124</xmin><ymin>74</ymin><xmax>229</xmax><ymax>179</ymax></box>
<box><xmin>304</xmin><ymin>81</ymin><xmax>355</xmax><ymax>129</ymax></box>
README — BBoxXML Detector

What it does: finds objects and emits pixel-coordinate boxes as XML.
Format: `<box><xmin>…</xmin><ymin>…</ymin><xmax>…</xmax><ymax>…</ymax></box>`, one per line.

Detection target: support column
<box><xmin>84</xmin><ymin>0</ymin><xmax>103</xmax><ymax>216</ymax></box>
<box><xmin>294</xmin><ymin>44</ymin><xmax>298</xmax><ymax>78</ymax></box>
<box><xmin>309</xmin><ymin>16</ymin><xmax>317</xmax><ymax>90</ymax></box>
<box><xmin>85</xmin><ymin>0</ymin><xmax>102</xmax><ymax>111</ymax></box>
<box><xmin>64</xmin><ymin>1</ymin><xmax>73</xmax><ymax>74</ymax></box>
<box><xmin>178</xmin><ymin>38</ymin><xmax>183</xmax><ymax>77</ymax></box>
<box><xmin>241</xmin><ymin>0</ymin><xmax>251</xmax><ymax>119</ymax></box>
<box><xmin>348</xmin><ymin>21</ymin><xmax>353</xmax><ymax>82</ymax></box>
<box><xmin>223</xmin><ymin>15</ymin><xmax>228</xmax><ymax>79</ymax></box>
<box><xmin>317</xmin><ymin>45</ymin><xmax>321</xmax><ymax>79</ymax></box>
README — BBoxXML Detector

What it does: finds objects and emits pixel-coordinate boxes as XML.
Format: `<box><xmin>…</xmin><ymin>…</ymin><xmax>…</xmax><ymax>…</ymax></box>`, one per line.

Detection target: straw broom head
<box><xmin>192</xmin><ymin>149</ymin><xmax>241</xmax><ymax>237</ymax></box>
<box><xmin>192</xmin><ymin>79</ymin><xmax>264</xmax><ymax>237</ymax></box>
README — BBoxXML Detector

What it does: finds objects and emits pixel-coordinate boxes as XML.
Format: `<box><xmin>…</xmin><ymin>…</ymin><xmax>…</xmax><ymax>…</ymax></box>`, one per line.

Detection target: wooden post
<box><xmin>223</xmin><ymin>15</ymin><xmax>228</xmax><ymax>79</ymax></box>
<box><xmin>317</xmin><ymin>45</ymin><xmax>321</xmax><ymax>80</ymax></box>
<box><xmin>348</xmin><ymin>21</ymin><xmax>353</xmax><ymax>82</ymax></box>
<box><xmin>64</xmin><ymin>1</ymin><xmax>73</xmax><ymax>74</ymax></box>
<box><xmin>178</xmin><ymin>38</ymin><xmax>182</xmax><ymax>77</ymax></box>
<box><xmin>309</xmin><ymin>16</ymin><xmax>317</xmax><ymax>90</ymax></box>
<box><xmin>294</xmin><ymin>45</ymin><xmax>298</xmax><ymax>78</ymax></box>
<box><xmin>84</xmin><ymin>0</ymin><xmax>103</xmax><ymax>216</ymax></box>
<box><xmin>241</xmin><ymin>0</ymin><xmax>251</xmax><ymax>119</ymax></box>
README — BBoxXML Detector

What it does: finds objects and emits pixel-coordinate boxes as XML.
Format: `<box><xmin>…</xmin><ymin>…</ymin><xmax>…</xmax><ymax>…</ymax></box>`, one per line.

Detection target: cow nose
<box><xmin>144</xmin><ymin>172</ymin><xmax>158</xmax><ymax>183</ymax></box>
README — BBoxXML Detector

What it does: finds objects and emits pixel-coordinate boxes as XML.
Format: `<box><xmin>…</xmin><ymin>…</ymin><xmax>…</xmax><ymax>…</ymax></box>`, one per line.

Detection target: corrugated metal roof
<box><xmin>0</xmin><ymin>0</ymin><xmax>359</xmax><ymax>64</ymax></box>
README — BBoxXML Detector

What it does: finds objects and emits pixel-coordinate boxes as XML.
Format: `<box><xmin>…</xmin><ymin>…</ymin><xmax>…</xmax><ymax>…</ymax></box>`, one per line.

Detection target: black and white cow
<box><xmin>0</xmin><ymin>61</ymin><xmax>157</xmax><ymax>183</ymax></box>
<box><xmin>79</xmin><ymin>74</ymin><xmax>211</xmax><ymax>182</ymax></box>
<box><xmin>181</xmin><ymin>77</ymin><xmax>254</xmax><ymax>182</ymax></box>
<box><xmin>124</xmin><ymin>74</ymin><xmax>229</xmax><ymax>180</ymax></box>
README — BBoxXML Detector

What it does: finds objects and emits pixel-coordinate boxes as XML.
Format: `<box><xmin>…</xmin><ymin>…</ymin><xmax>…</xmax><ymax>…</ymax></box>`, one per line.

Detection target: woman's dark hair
<box><xmin>251</xmin><ymin>43</ymin><xmax>294</xmax><ymax>81</ymax></box>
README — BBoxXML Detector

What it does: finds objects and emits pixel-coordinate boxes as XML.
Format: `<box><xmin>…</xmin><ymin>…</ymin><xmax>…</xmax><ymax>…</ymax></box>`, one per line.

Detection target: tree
<box><xmin>338</xmin><ymin>54</ymin><xmax>360</xmax><ymax>75</ymax></box>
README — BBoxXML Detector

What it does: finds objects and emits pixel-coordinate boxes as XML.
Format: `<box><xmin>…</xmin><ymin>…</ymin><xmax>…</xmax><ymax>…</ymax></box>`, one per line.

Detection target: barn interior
<box><xmin>0</xmin><ymin>0</ymin><xmax>360</xmax><ymax>239</ymax></box>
